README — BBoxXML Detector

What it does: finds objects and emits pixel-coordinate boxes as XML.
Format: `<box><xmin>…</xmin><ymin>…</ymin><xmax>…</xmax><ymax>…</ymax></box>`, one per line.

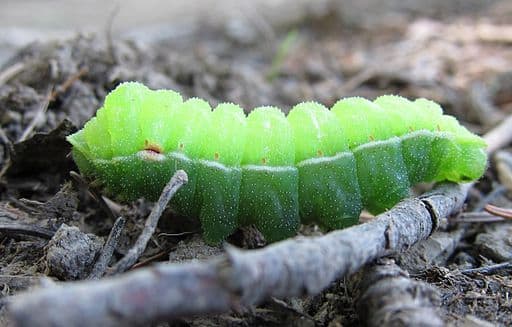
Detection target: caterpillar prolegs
<box><xmin>67</xmin><ymin>82</ymin><xmax>487</xmax><ymax>244</ymax></box>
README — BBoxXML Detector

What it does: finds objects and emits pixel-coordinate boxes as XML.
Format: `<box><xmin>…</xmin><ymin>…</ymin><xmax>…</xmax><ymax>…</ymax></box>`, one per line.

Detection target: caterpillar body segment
<box><xmin>67</xmin><ymin>82</ymin><xmax>487</xmax><ymax>244</ymax></box>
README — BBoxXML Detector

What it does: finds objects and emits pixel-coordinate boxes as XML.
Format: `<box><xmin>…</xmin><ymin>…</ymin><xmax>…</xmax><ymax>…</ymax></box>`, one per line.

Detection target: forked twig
<box><xmin>107</xmin><ymin>170</ymin><xmax>188</xmax><ymax>275</ymax></box>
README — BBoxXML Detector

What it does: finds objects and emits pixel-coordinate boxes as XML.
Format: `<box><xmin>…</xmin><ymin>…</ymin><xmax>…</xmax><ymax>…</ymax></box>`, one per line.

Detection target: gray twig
<box><xmin>107</xmin><ymin>170</ymin><xmax>188</xmax><ymax>275</ymax></box>
<box><xmin>0</xmin><ymin>62</ymin><xmax>25</xmax><ymax>86</ymax></box>
<box><xmin>8</xmin><ymin>182</ymin><xmax>467</xmax><ymax>327</ymax></box>
<box><xmin>0</xmin><ymin>223</ymin><xmax>55</xmax><ymax>239</ymax></box>
<box><xmin>355</xmin><ymin>259</ymin><xmax>443</xmax><ymax>327</ymax></box>
<box><xmin>87</xmin><ymin>216</ymin><xmax>126</xmax><ymax>279</ymax></box>
<box><xmin>18</xmin><ymin>87</ymin><xmax>52</xmax><ymax>143</ymax></box>
<box><xmin>0</xmin><ymin>126</ymin><xmax>13</xmax><ymax>179</ymax></box>
<box><xmin>460</xmin><ymin>261</ymin><xmax>512</xmax><ymax>275</ymax></box>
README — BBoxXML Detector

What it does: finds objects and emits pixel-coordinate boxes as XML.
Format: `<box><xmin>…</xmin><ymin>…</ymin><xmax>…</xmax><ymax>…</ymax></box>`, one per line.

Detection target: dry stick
<box><xmin>107</xmin><ymin>170</ymin><xmax>188</xmax><ymax>275</ymax></box>
<box><xmin>0</xmin><ymin>126</ymin><xmax>13</xmax><ymax>179</ymax></box>
<box><xmin>449</xmin><ymin>185</ymin><xmax>507</xmax><ymax>223</ymax></box>
<box><xmin>0</xmin><ymin>62</ymin><xmax>25</xmax><ymax>86</ymax></box>
<box><xmin>8</xmin><ymin>182</ymin><xmax>467</xmax><ymax>327</ymax></box>
<box><xmin>17</xmin><ymin>87</ymin><xmax>52</xmax><ymax>143</ymax></box>
<box><xmin>49</xmin><ymin>67</ymin><xmax>88</xmax><ymax>101</ymax></box>
<box><xmin>356</xmin><ymin>259</ymin><xmax>443</xmax><ymax>327</ymax></box>
<box><xmin>473</xmin><ymin>185</ymin><xmax>507</xmax><ymax>212</ymax></box>
<box><xmin>453</xmin><ymin>212</ymin><xmax>505</xmax><ymax>223</ymax></box>
<box><xmin>17</xmin><ymin>68</ymin><xmax>87</xmax><ymax>143</ymax></box>
<box><xmin>460</xmin><ymin>261</ymin><xmax>512</xmax><ymax>275</ymax></box>
<box><xmin>270</xmin><ymin>297</ymin><xmax>319</xmax><ymax>323</ymax></box>
<box><xmin>483</xmin><ymin>204</ymin><xmax>512</xmax><ymax>220</ymax></box>
<box><xmin>0</xmin><ymin>223</ymin><xmax>55</xmax><ymax>239</ymax></box>
<box><xmin>87</xmin><ymin>216</ymin><xmax>126</xmax><ymax>279</ymax></box>
<box><xmin>483</xmin><ymin>114</ymin><xmax>512</xmax><ymax>154</ymax></box>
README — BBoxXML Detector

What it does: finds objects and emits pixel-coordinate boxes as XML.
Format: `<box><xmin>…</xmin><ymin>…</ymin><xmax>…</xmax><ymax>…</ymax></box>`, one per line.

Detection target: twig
<box><xmin>355</xmin><ymin>259</ymin><xmax>443</xmax><ymax>327</ymax></box>
<box><xmin>0</xmin><ymin>223</ymin><xmax>55</xmax><ymax>239</ymax></box>
<box><xmin>0</xmin><ymin>62</ymin><xmax>25</xmax><ymax>86</ymax></box>
<box><xmin>157</xmin><ymin>231</ymin><xmax>197</xmax><ymax>238</ymax></box>
<box><xmin>270</xmin><ymin>297</ymin><xmax>318</xmax><ymax>323</ymax></box>
<box><xmin>105</xmin><ymin>3</ymin><xmax>121</xmax><ymax>65</ymax></box>
<box><xmin>131</xmin><ymin>251</ymin><xmax>172</xmax><ymax>270</ymax></box>
<box><xmin>49</xmin><ymin>67</ymin><xmax>88</xmax><ymax>101</ymax></box>
<box><xmin>87</xmin><ymin>216</ymin><xmax>126</xmax><ymax>279</ymax></box>
<box><xmin>0</xmin><ymin>126</ymin><xmax>13</xmax><ymax>179</ymax></box>
<box><xmin>473</xmin><ymin>185</ymin><xmax>507</xmax><ymax>212</ymax></box>
<box><xmin>339</xmin><ymin>67</ymin><xmax>377</xmax><ymax>94</ymax></box>
<box><xmin>484</xmin><ymin>204</ymin><xmax>512</xmax><ymax>220</ymax></box>
<box><xmin>17</xmin><ymin>87</ymin><xmax>52</xmax><ymax>143</ymax></box>
<box><xmin>17</xmin><ymin>68</ymin><xmax>86</xmax><ymax>143</ymax></box>
<box><xmin>8</xmin><ymin>182</ymin><xmax>467</xmax><ymax>327</ymax></box>
<box><xmin>460</xmin><ymin>261</ymin><xmax>512</xmax><ymax>275</ymax></box>
<box><xmin>483</xmin><ymin>114</ymin><xmax>512</xmax><ymax>154</ymax></box>
<box><xmin>451</xmin><ymin>212</ymin><xmax>505</xmax><ymax>223</ymax></box>
<box><xmin>107</xmin><ymin>170</ymin><xmax>188</xmax><ymax>275</ymax></box>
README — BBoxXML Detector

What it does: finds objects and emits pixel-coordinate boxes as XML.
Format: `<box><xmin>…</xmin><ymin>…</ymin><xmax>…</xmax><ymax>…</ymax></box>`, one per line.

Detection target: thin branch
<box><xmin>460</xmin><ymin>261</ymin><xmax>512</xmax><ymax>275</ymax></box>
<box><xmin>483</xmin><ymin>204</ymin><xmax>512</xmax><ymax>220</ymax></box>
<box><xmin>473</xmin><ymin>185</ymin><xmax>507</xmax><ymax>212</ymax></box>
<box><xmin>0</xmin><ymin>62</ymin><xmax>25</xmax><ymax>86</ymax></box>
<box><xmin>87</xmin><ymin>216</ymin><xmax>126</xmax><ymax>279</ymax></box>
<box><xmin>270</xmin><ymin>297</ymin><xmax>319</xmax><ymax>323</ymax></box>
<box><xmin>0</xmin><ymin>223</ymin><xmax>55</xmax><ymax>239</ymax></box>
<box><xmin>131</xmin><ymin>251</ymin><xmax>172</xmax><ymax>270</ymax></box>
<box><xmin>355</xmin><ymin>259</ymin><xmax>443</xmax><ymax>327</ymax></box>
<box><xmin>49</xmin><ymin>67</ymin><xmax>88</xmax><ymax>101</ymax></box>
<box><xmin>0</xmin><ymin>126</ymin><xmax>13</xmax><ymax>179</ymax></box>
<box><xmin>107</xmin><ymin>170</ymin><xmax>188</xmax><ymax>275</ymax></box>
<box><xmin>483</xmin><ymin>114</ymin><xmax>512</xmax><ymax>154</ymax></box>
<box><xmin>8</xmin><ymin>182</ymin><xmax>467</xmax><ymax>327</ymax></box>
<box><xmin>451</xmin><ymin>212</ymin><xmax>505</xmax><ymax>223</ymax></box>
<box><xmin>17</xmin><ymin>87</ymin><xmax>52</xmax><ymax>143</ymax></box>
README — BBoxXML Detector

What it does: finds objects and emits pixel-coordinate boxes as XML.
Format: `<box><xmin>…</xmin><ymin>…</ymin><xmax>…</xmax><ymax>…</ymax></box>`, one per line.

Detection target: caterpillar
<box><xmin>67</xmin><ymin>82</ymin><xmax>487</xmax><ymax>244</ymax></box>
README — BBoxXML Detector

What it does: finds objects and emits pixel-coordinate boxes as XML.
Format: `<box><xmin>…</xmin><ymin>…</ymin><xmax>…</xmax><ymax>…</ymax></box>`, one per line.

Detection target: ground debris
<box><xmin>44</xmin><ymin>224</ymin><xmax>104</xmax><ymax>280</ymax></box>
<box><xmin>475</xmin><ymin>223</ymin><xmax>512</xmax><ymax>262</ymax></box>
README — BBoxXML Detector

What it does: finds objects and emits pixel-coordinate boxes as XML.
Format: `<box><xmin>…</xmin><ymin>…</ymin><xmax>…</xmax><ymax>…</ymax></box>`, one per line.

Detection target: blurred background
<box><xmin>1</xmin><ymin>0</ymin><xmax>510</xmax><ymax>65</ymax></box>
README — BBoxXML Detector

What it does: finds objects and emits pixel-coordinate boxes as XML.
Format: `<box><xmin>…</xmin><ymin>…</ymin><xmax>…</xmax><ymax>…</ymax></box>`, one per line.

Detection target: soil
<box><xmin>1</xmin><ymin>2</ymin><xmax>512</xmax><ymax>326</ymax></box>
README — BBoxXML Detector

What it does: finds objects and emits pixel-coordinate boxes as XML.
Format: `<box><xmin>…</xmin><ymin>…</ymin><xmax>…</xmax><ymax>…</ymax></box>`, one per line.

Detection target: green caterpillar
<box><xmin>67</xmin><ymin>82</ymin><xmax>487</xmax><ymax>244</ymax></box>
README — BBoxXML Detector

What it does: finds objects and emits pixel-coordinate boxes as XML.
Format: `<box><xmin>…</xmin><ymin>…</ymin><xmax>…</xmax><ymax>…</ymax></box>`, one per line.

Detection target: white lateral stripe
<box><xmin>168</xmin><ymin>151</ymin><xmax>192</xmax><ymax>162</ymax></box>
<box><xmin>296</xmin><ymin>151</ymin><xmax>353</xmax><ymax>167</ymax></box>
<box><xmin>95</xmin><ymin>130</ymin><xmax>456</xmax><ymax>170</ymax></box>
<box><xmin>242</xmin><ymin>165</ymin><xmax>296</xmax><ymax>172</ymax></box>
<box><xmin>196</xmin><ymin>159</ymin><xmax>241</xmax><ymax>172</ymax></box>
<box><xmin>353</xmin><ymin>137</ymin><xmax>400</xmax><ymax>151</ymax></box>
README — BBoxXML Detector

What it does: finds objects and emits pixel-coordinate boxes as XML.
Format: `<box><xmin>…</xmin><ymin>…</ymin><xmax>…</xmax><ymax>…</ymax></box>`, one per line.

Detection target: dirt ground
<box><xmin>1</xmin><ymin>1</ymin><xmax>512</xmax><ymax>326</ymax></box>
